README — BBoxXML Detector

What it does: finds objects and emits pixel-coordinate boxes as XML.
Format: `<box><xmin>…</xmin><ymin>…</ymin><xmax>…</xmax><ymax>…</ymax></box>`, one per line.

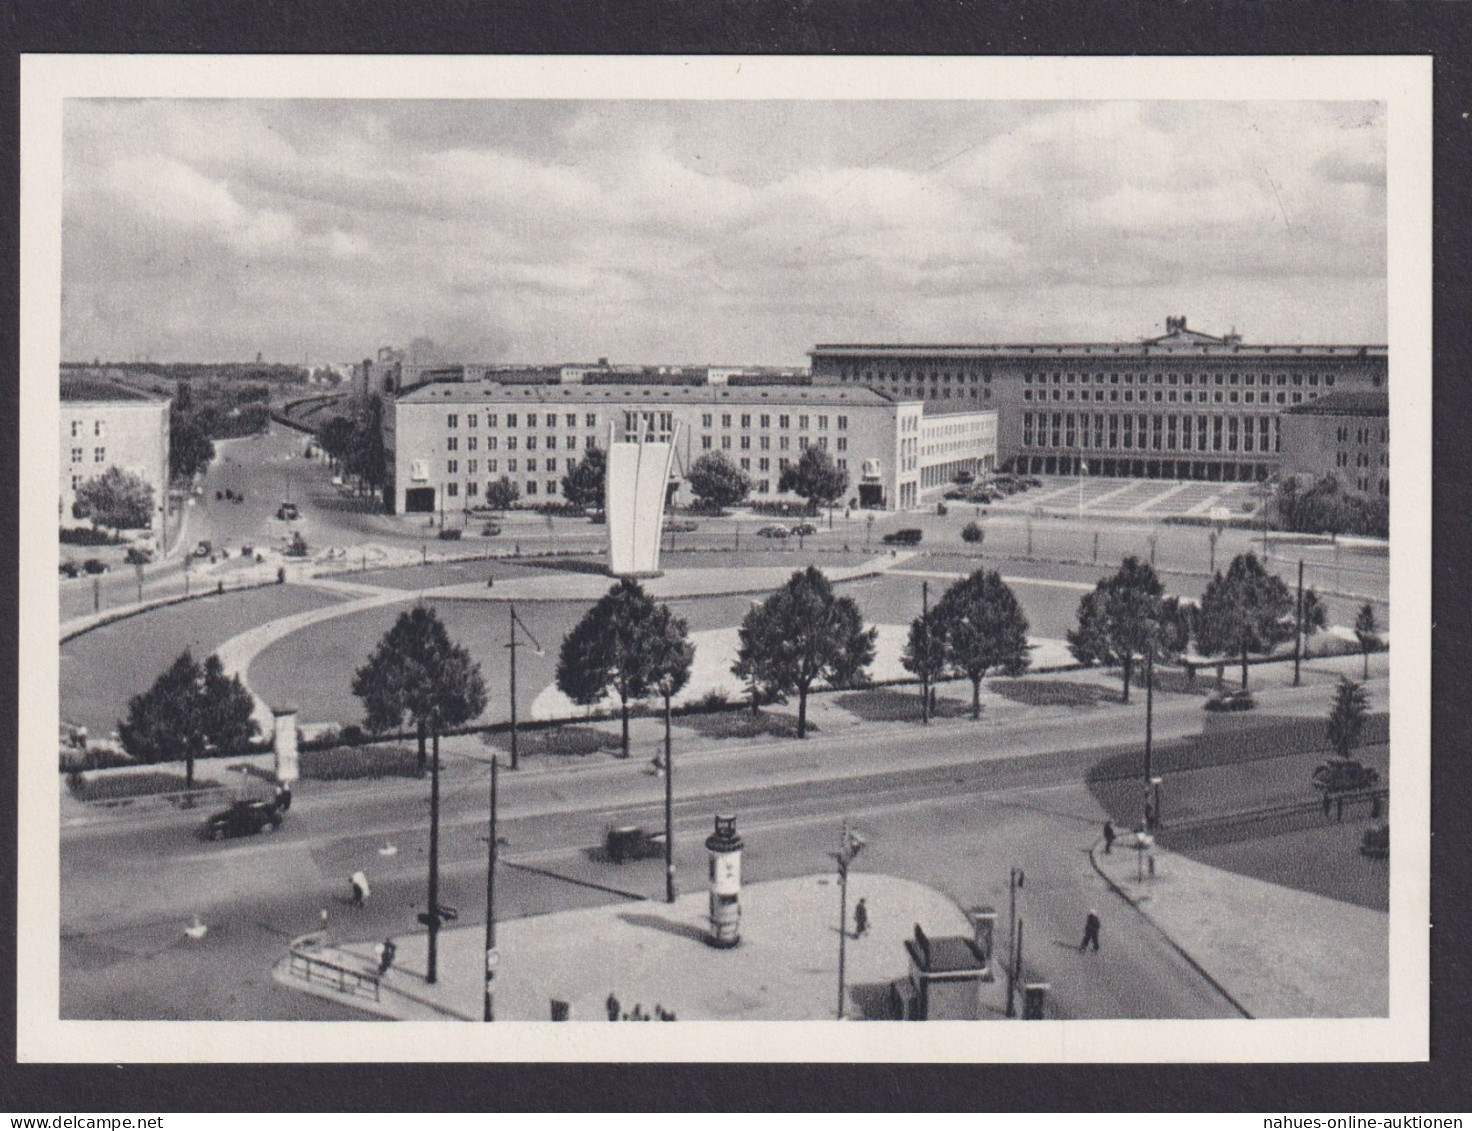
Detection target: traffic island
<box><xmin>274</xmin><ymin>874</ymin><xmax>998</xmax><ymax>1021</ymax></box>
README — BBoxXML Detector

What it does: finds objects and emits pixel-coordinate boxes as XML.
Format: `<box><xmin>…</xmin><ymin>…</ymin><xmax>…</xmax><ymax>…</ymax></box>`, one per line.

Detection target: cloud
<box><xmin>60</xmin><ymin>99</ymin><xmax>1386</xmax><ymax>364</ymax></box>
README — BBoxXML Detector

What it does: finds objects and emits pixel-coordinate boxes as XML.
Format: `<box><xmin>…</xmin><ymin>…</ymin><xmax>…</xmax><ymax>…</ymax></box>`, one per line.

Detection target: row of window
<box><xmin>1024</xmin><ymin>371</ymin><xmax>1335</xmax><ymax>388</ymax></box>
<box><xmin>69</xmin><ymin>447</ymin><xmax>106</xmax><ymax>464</ymax></box>
<box><xmin>447</xmin><ymin>457</ymin><xmax>580</xmax><ymax>475</ymax></box>
<box><xmin>68</xmin><ymin>420</ymin><xmax>107</xmax><ymax>438</ymax></box>
<box><xmin>1025</xmin><ymin>387</ymin><xmax>1315</xmax><ymax>406</ymax></box>
<box><xmin>446</xmin><ymin>479</ymin><xmax>562</xmax><ymax>499</ymax></box>
<box><xmin>1337</xmin><ymin>451</ymin><xmax>1390</xmax><ymax>469</ymax></box>
<box><xmin>447</xmin><ymin>434</ymin><xmax>598</xmax><ymax>453</ymax></box>
<box><xmin>1335</xmin><ymin>425</ymin><xmax>1390</xmax><ymax>444</ymax></box>
<box><xmin>447</xmin><ymin>412</ymin><xmax>598</xmax><ymax>430</ymax></box>
<box><xmin>698</xmin><ymin>434</ymin><xmax>847</xmax><ymax>453</ymax></box>
<box><xmin>439</xmin><ymin>458</ymin><xmax>853</xmax><ymax>501</ymax></box>
<box><xmin>1022</xmin><ymin>412</ymin><xmax>1280</xmax><ymax>455</ymax></box>
<box><xmin>698</xmin><ymin>412</ymin><xmax>848</xmax><ymax>431</ymax></box>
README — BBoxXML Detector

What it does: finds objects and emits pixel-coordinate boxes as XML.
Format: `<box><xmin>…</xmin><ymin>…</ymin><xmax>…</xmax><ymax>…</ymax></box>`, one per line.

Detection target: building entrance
<box><xmin>404</xmin><ymin>486</ymin><xmax>436</xmax><ymax>513</ymax></box>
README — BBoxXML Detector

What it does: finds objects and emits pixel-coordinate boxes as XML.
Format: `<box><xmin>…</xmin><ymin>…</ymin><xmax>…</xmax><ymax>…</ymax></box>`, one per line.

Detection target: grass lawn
<box><xmin>60</xmin><ymin>584</ymin><xmax>347</xmax><ymax>738</ymax></box>
<box><xmin>67</xmin><ymin>771</ymin><xmax>220</xmax><ymax>803</ymax></box>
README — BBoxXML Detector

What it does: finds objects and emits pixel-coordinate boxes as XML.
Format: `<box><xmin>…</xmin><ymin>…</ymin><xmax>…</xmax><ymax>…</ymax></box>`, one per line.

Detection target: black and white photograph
<box><xmin>17</xmin><ymin>54</ymin><xmax>1431</xmax><ymax>1063</ymax></box>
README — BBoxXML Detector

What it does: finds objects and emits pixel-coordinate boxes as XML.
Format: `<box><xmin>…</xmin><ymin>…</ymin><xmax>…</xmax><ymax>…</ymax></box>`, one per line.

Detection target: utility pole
<box><xmin>663</xmin><ymin>688</ymin><xmax>676</xmax><ymax>903</ymax></box>
<box><xmin>921</xmin><ymin>580</ymin><xmax>931</xmax><ymax>725</ymax></box>
<box><xmin>1294</xmin><ymin>558</ymin><xmax>1305</xmax><ymax>687</ymax></box>
<box><xmin>833</xmin><ymin>820</ymin><xmax>864</xmax><ymax>1020</ymax></box>
<box><xmin>508</xmin><ymin>604</ymin><xmax>519</xmax><ymax>771</ymax></box>
<box><xmin>483</xmin><ymin>756</ymin><xmax>498</xmax><ymax>1021</ymax></box>
<box><xmin>1005</xmin><ymin>865</ymin><xmax>1024</xmax><ymax>1017</ymax></box>
<box><xmin>426</xmin><ymin>718</ymin><xmax>442</xmax><ymax>984</ymax></box>
<box><xmin>1143</xmin><ymin>647</ymin><xmax>1155</xmax><ymax>830</ymax></box>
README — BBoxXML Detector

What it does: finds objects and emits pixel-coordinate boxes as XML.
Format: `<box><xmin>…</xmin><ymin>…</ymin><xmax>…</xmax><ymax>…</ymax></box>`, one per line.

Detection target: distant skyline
<box><xmin>61</xmin><ymin>99</ymin><xmax>1386</xmax><ymax>367</ymax></box>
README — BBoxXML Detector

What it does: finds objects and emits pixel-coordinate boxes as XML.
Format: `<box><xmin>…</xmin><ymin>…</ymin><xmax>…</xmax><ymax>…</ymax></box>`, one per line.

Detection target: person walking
<box><xmin>350</xmin><ymin>871</ymin><xmax>370</xmax><ymax>907</ymax></box>
<box><xmin>1102</xmin><ymin>820</ymin><xmax>1116</xmax><ymax>855</ymax></box>
<box><xmin>853</xmin><ymin>897</ymin><xmax>869</xmax><ymax>939</ymax></box>
<box><xmin>376</xmin><ymin>937</ymin><xmax>397</xmax><ymax>975</ymax></box>
<box><xmin>605</xmin><ymin>992</ymin><xmax>621</xmax><ymax>1022</ymax></box>
<box><xmin>1080</xmin><ymin>909</ymin><xmax>1101</xmax><ymax>952</ymax></box>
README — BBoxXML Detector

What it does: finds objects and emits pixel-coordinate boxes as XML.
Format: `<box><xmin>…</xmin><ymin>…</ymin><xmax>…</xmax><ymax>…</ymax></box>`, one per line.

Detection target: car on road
<box><xmin>437</xmin><ymin>527</ymin><xmax>463</xmax><ymax>541</ymax></box>
<box><xmin>194</xmin><ymin>540</ymin><xmax>213</xmax><ymax>558</ymax></box>
<box><xmin>666</xmin><ymin>519</ymin><xmax>699</xmax><ymax>533</ymax></box>
<box><xmin>789</xmin><ymin>522</ymin><xmax>817</xmax><ymax>537</ymax></box>
<box><xmin>276</xmin><ymin>502</ymin><xmax>300</xmax><ymax>521</ymax></box>
<box><xmin>481</xmin><ymin>522</ymin><xmax>503</xmax><ymax>537</ymax></box>
<box><xmin>882</xmin><ymin>528</ymin><xmax>924</xmax><ymax>546</ymax></box>
<box><xmin>1204</xmin><ymin>687</ymin><xmax>1255</xmax><ymax>712</ymax></box>
<box><xmin>59</xmin><ymin>561</ymin><xmax>81</xmax><ymax>578</ymax></box>
<box><xmin>202</xmin><ymin>796</ymin><xmax>288</xmax><ymax>841</ymax></box>
<box><xmin>757</xmin><ymin>524</ymin><xmax>790</xmax><ymax>539</ymax></box>
<box><xmin>82</xmin><ymin>558</ymin><xmax>110</xmax><ymax>574</ymax></box>
<box><xmin>604</xmin><ymin>824</ymin><xmax>666</xmax><ymax>864</ymax></box>
<box><xmin>1313</xmin><ymin>757</ymin><xmax>1381</xmax><ymax>794</ymax></box>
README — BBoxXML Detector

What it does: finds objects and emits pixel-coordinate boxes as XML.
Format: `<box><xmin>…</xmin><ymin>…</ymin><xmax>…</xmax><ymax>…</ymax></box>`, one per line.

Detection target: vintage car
<box><xmin>789</xmin><ymin>522</ymin><xmax>818</xmax><ymax>537</ymax></box>
<box><xmin>1204</xmin><ymin>688</ymin><xmax>1256</xmax><ymax>712</ymax></box>
<box><xmin>757</xmin><ymin>524</ymin><xmax>790</xmax><ymax>539</ymax></box>
<box><xmin>203</xmin><ymin>795</ymin><xmax>289</xmax><ymax>841</ymax></box>
<box><xmin>1313</xmin><ymin>758</ymin><xmax>1381</xmax><ymax>794</ymax></box>
<box><xmin>882</xmin><ymin>528</ymin><xmax>924</xmax><ymax>546</ymax></box>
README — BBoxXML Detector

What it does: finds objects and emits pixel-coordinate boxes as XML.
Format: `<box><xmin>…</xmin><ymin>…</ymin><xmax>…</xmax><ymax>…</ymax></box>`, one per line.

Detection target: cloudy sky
<box><xmin>61</xmin><ymin>99</ymin><xmax>1386</xmax><ymax>366</ymax></box>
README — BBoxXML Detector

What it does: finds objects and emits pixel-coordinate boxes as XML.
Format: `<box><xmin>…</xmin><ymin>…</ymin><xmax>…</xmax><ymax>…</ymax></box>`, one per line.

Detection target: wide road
<box><xmin>60</xmin><ymin>680</ymin><xmax>1385</xmax><ymax>1021</ymax></box>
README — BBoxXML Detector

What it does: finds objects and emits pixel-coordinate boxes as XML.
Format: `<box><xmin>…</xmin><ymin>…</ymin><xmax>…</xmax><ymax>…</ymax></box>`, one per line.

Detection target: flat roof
<box><xmin>60</xmin><ymin>377</ymin><xmax>167</xmax><ymax>404</ymax></box>
<box><xmin>396</xmin><ymin>381</ymin><xmax>908</xmax><ymax>409</ymax></box>
<box><xmin>811</xmin><ymin>343</ymin><xmax>1386</xmax><ymax>361</ymax></box>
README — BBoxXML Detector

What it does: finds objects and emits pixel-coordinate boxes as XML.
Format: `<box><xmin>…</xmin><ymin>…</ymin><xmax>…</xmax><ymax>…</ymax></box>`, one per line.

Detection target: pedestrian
<box><xmin>605</xmin><ymin>992</ymin><xmax>620</xmax><ymax>1022</ymax></box>
<box><xmin>853</xmin><ymin>897</ymin><xmax>869</xmax><ymax>939</ymax></box>
<box><xmin>1102</xmin><ymin>820</ymin><xmax>1116</xmax><ymax>855</ymax></box>
<box><xmin>350</xmin><ymin>870</ymin><xmax>370</xmax><ymax>907</ymax></box>
<box><xmin>1080</xmin><ymin>909</ymin><xmax>1101</xmax><ymax>952</ymax></box>
<box><xmin>377</xmin><ymin>937</ymin><xmax>397</xmax><ymax>975</ymax></box>
<box><xmin>1323</xmin><ymin>792</ymin><xmax>1333</xmax><ymax>820</ymax></box>
<box><xmin>318</xmin><ymin>908</ymin><xmax>329</xmax><ymax>933</ymax></box>
<box><xmin>1336</xmin><ymin>796</ymin><xmax>1345</xmax><ymax>824</ymax></box>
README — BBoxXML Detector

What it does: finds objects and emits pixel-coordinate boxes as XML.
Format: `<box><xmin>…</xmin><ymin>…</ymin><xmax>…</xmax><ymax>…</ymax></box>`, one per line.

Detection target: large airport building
<box><xmin>810</xmin><ymin>318</ymin><xmax>1387</xmax><ymax>484</ymax></box>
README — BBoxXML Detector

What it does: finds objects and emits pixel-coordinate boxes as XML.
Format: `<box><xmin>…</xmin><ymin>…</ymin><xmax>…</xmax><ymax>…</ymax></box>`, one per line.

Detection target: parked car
<box><xmin>1313</xmin><ymin>758</ymin><xmax>1381</xmax><ymax>793</ymax></box>
<box><xmin>604</xmin><ymin>824</ymin><xmax>666</xmax><ymax>864</ymax></box>
<box><xmin>1204</xmin><ymin>687</ymin><xmax>1255</xmax><ymax>712</ymax></box>
<box><xmin>481</xmin><ymin>523</ymin><xmax>503</xmax><ymax>537</ymax></box>
<box><xmin>666</xmin><ymin>519</ymin><xmax>699</xmax><ymax>533</ymax></box>
<box><xmin>194</xmin><ymin>540</ymin><xmax>213</xmax><ymax>558</ymax></box>
<box><xmin>882</xmin><ymin>528</ymin><xmax>924</xmax><ymax>546</ymax></box>
<box><xmin>789</xmin><ymin>522</ymin><xmax>817</xmax><ymax>537</ymax></box>
<box><xmin>202</xmin><ymin>796</ymin><xmax>288</xmax><ymax>841</ymax></box>
<box><xmin>59</xmin><ymin>561</ymin><xmax>80</xmax><ymax>578</ymax></box>
<box><xmin>277</xmin><ymin>502</ymin><xmax>300</xmax><ymax>521</ymax></box>
<box><xmin>943</xmin><ymin>488</ymin><xmax>969</xmax><ymax>500</ymax></box>
<box><xmin>757</xmin><ymin>524</ymin><xmax>790</xmax><ymax>539</ymax></box>
<box><xmin>82</xmin><ymin>558</ymin><xmax>109</xmax><ymax>574</ymax></box>
<box><xmin>437</xmin><ymin>527</ymin><xmax>463</xmax><ymax>541</ymax></box>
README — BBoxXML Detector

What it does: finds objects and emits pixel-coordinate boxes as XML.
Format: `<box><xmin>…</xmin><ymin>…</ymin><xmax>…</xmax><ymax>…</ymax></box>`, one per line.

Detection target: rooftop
<box><xmin>59</xmin><ymin>377</ymin><xmax>167</xmax><ymax>404</ymax></box>
<box><xmin>1281</xmin><ymin>390</ymin><xmax>1389</xmax><ymax>417</ymax></box>
<box><xmin>396</xmin><ymin>381</ymin><xmax>905</xmax><ymax>409</ymax></box>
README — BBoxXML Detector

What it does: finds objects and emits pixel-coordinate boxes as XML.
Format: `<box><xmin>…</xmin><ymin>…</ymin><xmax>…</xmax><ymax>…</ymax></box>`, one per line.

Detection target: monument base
<box><xmin>608</xmin><ymin>569</ymin><xmax>664</xmax><ymax>580</ymax></box>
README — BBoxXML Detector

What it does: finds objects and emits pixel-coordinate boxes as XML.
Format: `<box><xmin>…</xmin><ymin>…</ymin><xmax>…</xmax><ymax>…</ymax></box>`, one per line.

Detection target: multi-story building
<box><xmin>1278</xmin><ymin>390</ymin><xmax>1389</xmax><ymax>498</ymax></box>
<box><xmin>59</xmin><ymin>377</ymin><xmax>171</xmax><ymax>535</ymax></box>
<box><xmin>810</xmin><ymin>317</ymin><xmax>1387</xmax><ymax>483</ymax></box>
<box><xmin>383</xmin><ymin>381</ymin><xmax>996</xmax><ymax>514</ymax></box>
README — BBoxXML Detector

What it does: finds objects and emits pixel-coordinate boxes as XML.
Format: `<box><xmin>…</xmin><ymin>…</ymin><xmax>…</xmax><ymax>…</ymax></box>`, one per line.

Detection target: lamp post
<box><xmin>1208</xmin><ymin>527</ymin><xmax>1219</xmax><ymax>574</ymax></box>
<box><xmin>920</xmin><ymin>580</ymin><xmax>931</xmax><ymax>725</ymax></box>
<box><xmin>662</xmin><ymin>683</ymin><xmax>676</xmax><ymax>904</ymax></box>
<box><xmin>505</xmin><ymin>604</ymin><xmax>544</xmax><ymax>772</ymax></box>
<box><xmin>482</xmin><ymin>756</ymin><xmax>502</xmax><ymax>1021</ymax></box>
<box><xmin>426</xmin><ymin>714</ymin><xmax>442</xmax><ymax>984</ymax></box>
<box><xmin>1294</xmin><ymin>558</ymin><xmax>1305</xmax><ymax>687</ymax></box>
<box><xmin>832</xmin><ymin>820</ymin><xmax>865</xmax><ymax>1020</ymax></box>
<box><xmin>1005</xmin><ymin>865</ymin><xmax>1024</xmax><ymax>1018</ymax></box>
<box><xmin>1143</xmin><ymin>646</ymin><xmax>1155</xmax><ymax>830</ymax></box>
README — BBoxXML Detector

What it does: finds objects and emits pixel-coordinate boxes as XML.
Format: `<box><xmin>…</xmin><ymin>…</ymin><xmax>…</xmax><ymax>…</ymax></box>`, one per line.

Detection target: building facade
<box><xmin>811</xmin><ymin>318</ymin><xmax>1387</xmax><ymax>483</ymax></box>
<box><xmin>59</xmin><ymin>377</ymin><xmax>171</xmax><ymax>535</ymax></box>
<box><xmin>1277</xmin><ymin>390</ymin><xmax>1389</xmax><ymax>498</ymax></box>
<box><xmin>383</xmin><ymin>381</ymin><xmax>996</xmax><ymax>515</ymax></box>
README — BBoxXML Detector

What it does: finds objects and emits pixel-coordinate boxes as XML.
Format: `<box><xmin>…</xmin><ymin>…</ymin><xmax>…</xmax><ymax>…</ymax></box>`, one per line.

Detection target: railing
<box><xmin>287</xmin><ymin>936</ymin><xmax>380</xmax><ymax>1003</ymax></box>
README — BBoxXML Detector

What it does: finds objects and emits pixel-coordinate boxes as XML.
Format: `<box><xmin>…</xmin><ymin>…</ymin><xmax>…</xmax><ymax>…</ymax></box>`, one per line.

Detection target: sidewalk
<box><xmin>274</xmin><ymin>873</ymin><xmax>993</xmax><ymax>1021</ymax></box>
<box><xmin>1090</xmin><ymin>839</ymin><xmax>1388</xmax><ymax>1018</ymax></box>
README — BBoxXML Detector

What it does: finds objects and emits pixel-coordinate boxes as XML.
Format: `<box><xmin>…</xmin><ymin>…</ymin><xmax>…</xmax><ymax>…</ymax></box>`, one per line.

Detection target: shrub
<box><xmin>60</xmin><ymin>526</ymin><xmax>122</xmax><ymax>546</ymax></box>
<box><xmin>125</xmin><ymin>546</ymin><xmax>153</xmax><ymax>565</ymax></box>
<box><xmin>961</xmin><ymin>521</ymin><xmax>984</xmax><ymax>544</ymax></box>
<box><xmin>68</xmin><ymin>770</ymin><xmax>219</xmax><ymax>802</ymax></box>
<box><xmin>299</xmin><ymin>744</ymin><xmax>422</xmax><ymax>781</ymax></box>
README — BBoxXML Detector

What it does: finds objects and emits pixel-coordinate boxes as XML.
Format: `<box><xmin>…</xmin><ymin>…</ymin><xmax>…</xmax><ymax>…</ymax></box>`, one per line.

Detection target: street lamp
<box><xmin>831</xmin><ymin>820</ymin><xmax>865</xmax><ymax>1020</ymax></box>
<box><xmin>1005</xmin><ymin>865</ymin><xmax>1024</xmax><ymax>1017</ymax></box>
<box><xmin>505</xmin><ymin>604</ymin><xmax>544</xmax><ymax>772</ymax></box>
<box><xmin>481</xmin><ymin>756</ymin><xmax>509</xmax><ymax>1021</ymax></box>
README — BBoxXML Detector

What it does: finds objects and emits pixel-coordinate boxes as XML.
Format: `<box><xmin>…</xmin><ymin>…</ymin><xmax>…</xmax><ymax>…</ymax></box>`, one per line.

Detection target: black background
<box><xmin>1</xmin><ymin>0</ymin><xmax>1469</xmax><ymax>1114</ymax></box>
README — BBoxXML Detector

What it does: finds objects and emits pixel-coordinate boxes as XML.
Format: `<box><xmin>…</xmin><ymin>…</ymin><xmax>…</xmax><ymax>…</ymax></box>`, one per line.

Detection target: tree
<box><xmin>169</xmin><ymin>413</ymin><xmax>215</xmax><ymax>481</ymax></box>
<box><xmin>346</xmin><ymin>397</ymin><xmax>387</xmax><ymax>495</ymax></box>
<box><xmin>555</xmin><ymin>579</ymin><xmax>690</xmax><ymax>758</ymax></box>
<box><xmin>1195</xmin><ymin>552</ymin><xmax>1295</xmax><ymax>689</ymax></box>
<box><xmin>1067</xmin><ymin>557</ymin><xmax>1188</xmax><ymax>704</ymax></box>
<box><xmin>352</xmin><ymin>606</ymin><xmax>488</xmax><ymax>772</ymax></box>
<box><xmin>778</xmin><ymin>446</ymin><xmax>848</xmax><ymax>524</ymax></box>
<box><xmin>1355</xmin><ymin>603</ymin><xmax>1380</xmax><ymax>679</ymax></box>
<box><xmin>961</xmin><ymin>521</ymin><xmax>985</xmax><ymax>547</ymax></box>
<box><xmin>933</xmin><ymin>569</ymin><xmax>1031</xmax><ymax>719</ymax></box>
<box><xmin>1327</xmin><ymin>676</ymin><xmax>1369</xmax><ymax>761</ymax></box>
<box><xmin>560</xmin><ymin>444</ymin><xmax>608</xmax><ymax>511</ymax></box>
<box><xmin>1300</xmin><ymin>587</ymin><xmax>1328</xmax><ymax>656</ymax></box>
<box><xmin>686</xmin><ymin>452</ymin><xmax>751</xmax><ymax>511</ymax></box>
<box><xmin>732</xmin><ymin>566</ymin><xmax>877</xmax><ymax>738</ymax></box>
<box><xmin>317</xmin><ymin>415</ymin><xmax>358</xmax><ymax>471</ymax></box>
<box><xmin>72</xmin><ymin>468</ymin><xmax>155</xmax><ymax>533</ymax></box>
<box><xmin>484</xmin><ymin>475</ymin><xmax>521</xmax><ymax>511</ymax></box>
<box><xmin>901</xmin><ymin>606</ymin><xmax>948</xmax><ymax>721</ymax></box>
<box><xmin>118</xmin><ymin>649</ymin><xmax>259</xmax><ymax>788</ymax></box>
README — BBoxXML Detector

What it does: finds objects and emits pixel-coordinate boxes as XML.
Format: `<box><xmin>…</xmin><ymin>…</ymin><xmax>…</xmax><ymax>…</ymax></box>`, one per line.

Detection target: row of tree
<box><xmin>314</xmin><ymin>398</ymin><xmax>387</xmax><ymax>497</ymax></box>
<box><xmin>1273</xmin><ymin>473</ymin><xmax>1389</xmax><ymax>539</ymax></box>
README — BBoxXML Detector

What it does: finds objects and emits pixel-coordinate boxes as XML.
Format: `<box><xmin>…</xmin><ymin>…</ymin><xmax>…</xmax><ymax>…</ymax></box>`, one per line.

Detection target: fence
<box><xmin>287</xmin><ymin>938</ymin><xmax>381</xmax><ymax>1003</ymax></box>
